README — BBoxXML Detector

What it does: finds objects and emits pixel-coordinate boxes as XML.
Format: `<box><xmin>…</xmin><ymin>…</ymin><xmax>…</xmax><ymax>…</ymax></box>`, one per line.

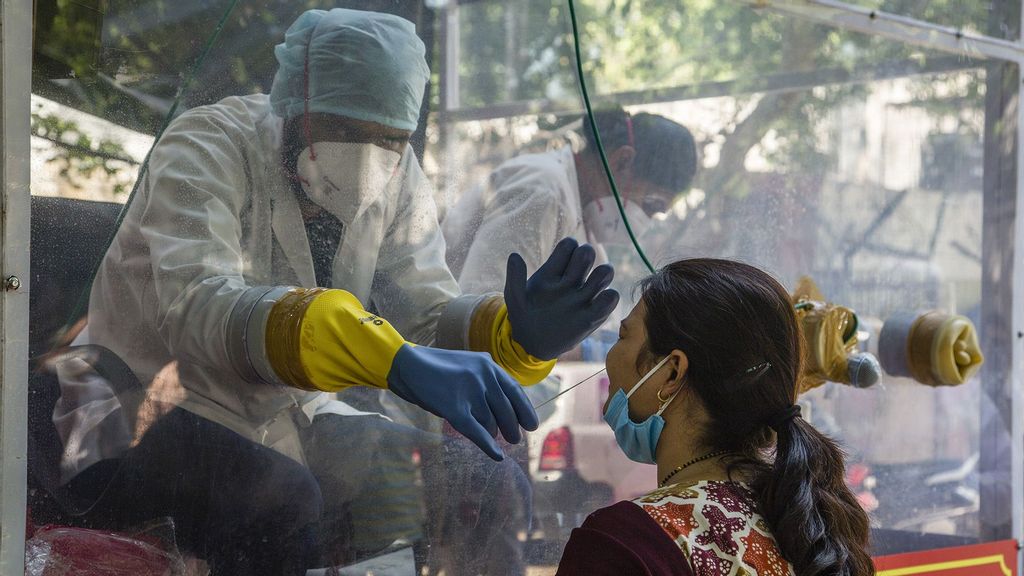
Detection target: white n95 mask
<box><xmin>583</xmin><ymin>196</ymin><xmax>652</xmax><ymax>246</ymax></box>
<box><xmin>296</xmin><ymin>142</ymin><xmax>401</xmax><ymax>225</ymax></box>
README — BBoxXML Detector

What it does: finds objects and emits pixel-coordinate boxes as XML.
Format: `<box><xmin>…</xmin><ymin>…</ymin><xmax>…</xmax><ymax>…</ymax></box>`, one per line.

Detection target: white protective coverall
<box><xmin>54</xmin><ymin>94</ymin><xmax>470</xmax><ymax>482</ymax></box>
<box><xmin>443</xmin><ymin>147</ymin><xmax>595</xmax><ymax>295</ymax></box>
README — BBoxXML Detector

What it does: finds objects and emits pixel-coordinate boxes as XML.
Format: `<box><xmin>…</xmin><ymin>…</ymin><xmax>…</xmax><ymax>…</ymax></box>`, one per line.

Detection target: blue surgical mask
<box><xmin>603</xmin><ymin>356</ymin><xmax>679</xmax><ymax>464</ymax></box>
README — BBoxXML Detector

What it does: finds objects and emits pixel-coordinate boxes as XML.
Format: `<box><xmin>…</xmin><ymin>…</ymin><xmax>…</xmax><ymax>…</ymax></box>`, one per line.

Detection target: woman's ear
<box><xmin>663</xmin><ymin>350</ymin><xmax>689</xmax><ymax>395</ymax></box>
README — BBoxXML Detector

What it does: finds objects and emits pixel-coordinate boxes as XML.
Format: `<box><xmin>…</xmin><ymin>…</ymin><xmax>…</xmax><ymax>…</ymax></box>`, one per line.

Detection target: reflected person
<box><xmin>444</xmin><ymin>108</ymin><xmax>698</xmax><ymax>295</ymax></box>
<box><xmin>51</xmin><ymin>8</ymin><xmax>618</xmax><ymax>576</ymax></box>
<box><xmin>555</xmin><ymin>259</ymin><xmax>873</xmax><ymax>575</ymax></box>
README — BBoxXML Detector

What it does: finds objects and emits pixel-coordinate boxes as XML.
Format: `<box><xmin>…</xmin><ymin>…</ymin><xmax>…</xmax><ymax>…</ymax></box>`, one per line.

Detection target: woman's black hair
<box><xmin>581</xmin><ymin>109</ymin><xmax>698</xmax><ymax>195</ymax></box>
<box><xmin>638</xmin><ymin>258</ymin><xmax>874</xmax><ymax>576</ymax></box>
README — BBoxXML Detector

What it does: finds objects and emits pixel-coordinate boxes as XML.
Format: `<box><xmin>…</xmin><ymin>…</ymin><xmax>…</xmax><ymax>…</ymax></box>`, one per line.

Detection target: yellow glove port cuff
<box><xmin>468</xmin><ymin>295</ymin><xmax>555</xmax><ymax>385</ymax></box>
<box><xmin>266</xmin><ymin>288</ymin><xmax>407</xmax><ymax>392</ymax></box>
<box><xmin>908</xmin><ymin>311</ymin><xmax>985</xmax><ymax>386</ymax></box>
<box><xmin>796</xmin><ymin>303</ymin><xmax>858</xmax><ymax>394</ymax></box>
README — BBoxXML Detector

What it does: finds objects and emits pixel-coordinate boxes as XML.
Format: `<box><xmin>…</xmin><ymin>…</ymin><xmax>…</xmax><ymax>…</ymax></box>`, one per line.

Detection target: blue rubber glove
<box><xmin>387</xmin><ymin>344</ymin><xmax>540</xmax><ymax>460</ymax></box>
<box><xmin>505</xmin><ymin>237</ymin><xmax>620</xmax><ymax>361</ymax></box>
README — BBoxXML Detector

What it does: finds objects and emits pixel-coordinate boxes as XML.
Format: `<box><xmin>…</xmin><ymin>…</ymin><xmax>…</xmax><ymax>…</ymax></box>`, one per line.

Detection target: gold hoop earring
<box><xmin>657</xmin><ymin>387</ymin><xmax>672</xmax><ymax>404</ymax></box>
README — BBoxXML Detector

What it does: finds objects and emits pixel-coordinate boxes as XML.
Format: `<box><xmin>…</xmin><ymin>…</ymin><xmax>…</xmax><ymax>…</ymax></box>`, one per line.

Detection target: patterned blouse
<box><xmin>636</xmin><ymin>480</ymin><xmax>794</xmax><ymax>575</ymax></box>
<box><xmin>557</xmin><ymin>480</ymin><xmax>794</xmax><ymax>575</ymax></box>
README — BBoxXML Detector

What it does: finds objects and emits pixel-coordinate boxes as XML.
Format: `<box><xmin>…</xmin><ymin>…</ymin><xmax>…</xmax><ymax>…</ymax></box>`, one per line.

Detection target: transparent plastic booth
<box><xmin>4</xmin><ymin>0</ymin><xmax>1021</xmax><ymax>574</ymax></box>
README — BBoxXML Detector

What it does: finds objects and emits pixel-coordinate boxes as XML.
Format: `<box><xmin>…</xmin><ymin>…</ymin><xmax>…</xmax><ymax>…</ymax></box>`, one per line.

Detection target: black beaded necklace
<box><xmin>659</xmin><ymin>450</ymin><xmax>732</xmax><ymax>487</ymax></box>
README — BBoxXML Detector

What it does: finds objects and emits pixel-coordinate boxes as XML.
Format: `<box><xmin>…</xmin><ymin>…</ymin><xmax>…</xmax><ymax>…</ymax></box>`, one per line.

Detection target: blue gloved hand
<box><xmin>387</xmin><ymin>344</ymin><xmax>539</xmax><ymax>460</ymax></box>
<box><xmin>505</xmin><ymin>237</ymin><xmax>620</xmax><ymax>361</ymax></box>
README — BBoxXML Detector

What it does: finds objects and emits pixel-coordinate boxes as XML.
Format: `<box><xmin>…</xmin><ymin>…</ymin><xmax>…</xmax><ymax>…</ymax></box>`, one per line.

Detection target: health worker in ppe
<box><xmin>444</xmin><ymin>108</ymin><xmax>698</xmax><ymax>296</ymax></box>
<box><xmin>50</xmin><ymin>8</ymin><xmax>618</xmax><ymax>576</ymax></box>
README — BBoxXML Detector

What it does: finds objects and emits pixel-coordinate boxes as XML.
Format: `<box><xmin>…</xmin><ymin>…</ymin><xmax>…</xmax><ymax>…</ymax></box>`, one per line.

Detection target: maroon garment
<box><xmin>556</xmin><ymin>501</ymin><xmax>693</xmax><ymax>576</ymax></box>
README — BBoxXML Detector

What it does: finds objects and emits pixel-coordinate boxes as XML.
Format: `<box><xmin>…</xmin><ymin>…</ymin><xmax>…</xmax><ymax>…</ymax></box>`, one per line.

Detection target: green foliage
<box><xmin>32</xmin><ymin>0</ymin><xmax>997</xmax><ymax>199</ymax></box>
<box><xmin>32</xmin><ymin>0</ymin><xmax>429</xmax><ymax>195</ymax></box>
<box><xmin>456</xmin><ymin>0</ymin><xmax>992</xmax><ymax>196</ymax></box>
<box><xmin>34</xmin><ymin>0</ymin><xmax>431</xmax><ymax>133</ymax></box>
<box><xmin>31</xmin><ymin>109</ymin><xmax>136</xmax><ymax>197</ymax></box>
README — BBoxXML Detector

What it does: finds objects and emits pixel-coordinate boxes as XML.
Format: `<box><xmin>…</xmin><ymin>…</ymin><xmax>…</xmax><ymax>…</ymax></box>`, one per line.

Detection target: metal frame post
<box><xmin>739</xmin><ymin>0</ymin><xmax>1023</xmax><ymax>61</ymax></box>
<box><xmin>979</xmin><ymin>54</ymin><xmax>1019</xmax><ymax>545</ymax></box>
<box><xmin>0</xmin><ymin>0</ymin><xmax>33</xmax><ymax>572</ymax></box>
<box><xmin>1013</xmin><ymin>2</ymin><xmax>1024</xmax><ymax>565</ymax></box>
<box><xmin>972</xmin><ymin>0</ymin><xmax>1023</xmax><ymax>547</ymax></box>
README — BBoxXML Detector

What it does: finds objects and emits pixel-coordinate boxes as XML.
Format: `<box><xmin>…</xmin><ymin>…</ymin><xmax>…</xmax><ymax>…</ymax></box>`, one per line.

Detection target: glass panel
<box><xmin>28</xmin><ymin>0</ymin><xmax>1016</xmax><ymax>574</ymax></box>
<box><xmin>30</xmin><ymin>3</ymin><xmax>456</xmax><ymax>573</ymax></box>
<box><xmin>444</xmin><ymin>0</ymin><xmax>1014</xmax><ymax>566</ymax></box>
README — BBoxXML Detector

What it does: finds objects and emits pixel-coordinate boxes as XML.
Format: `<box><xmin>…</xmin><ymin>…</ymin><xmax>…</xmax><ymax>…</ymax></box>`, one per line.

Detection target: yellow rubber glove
<box><xmin>466</xmin><ymin>295</ymin><xmax>556</xmax><ymax>386</ymax></box>
<box><xmin>792</xmin><ymin>277</ymin><xmax>880</xmax><ymax>393</ymax></box>
<box><xmin>265</xmin><ymin>288</ymin><xmax>553</xmax><ymax>391</ymax></box>
<box><xmin>265</xmin><ymin>288</ymin><xmax>405</xmax><ymax>392</ymax></box>
<box><xmin>265</xmin><ymin>288</ymin><xmax>540</xmax><ymax>459</ymax></box>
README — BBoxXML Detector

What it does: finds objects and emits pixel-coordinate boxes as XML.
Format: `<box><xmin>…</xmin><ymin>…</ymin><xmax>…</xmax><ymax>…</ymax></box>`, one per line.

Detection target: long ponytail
<box><xmin>639</xmin><ymin>259</ymin><xmax>874</xmax><ymax>576</ymax></box>
<box><xmin>758</xmin><ymin>418</ymin><xmax>873</xmax><ymax>575</ymax></box>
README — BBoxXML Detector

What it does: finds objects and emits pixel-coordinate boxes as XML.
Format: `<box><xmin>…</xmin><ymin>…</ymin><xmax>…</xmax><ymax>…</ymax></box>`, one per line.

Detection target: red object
<box><xmin>873</xmin><ymin>539</ymin><xmax>1018</xmax><ymax>576</ymax></box>
<box><xmin>855</xmin><ymin>491</ymin><xmax>879</xmax><ymax>513</ymax></box>
<box><xmin>539</xmin><ymin>426</ymin><xmax>575</xmax><ymax>471</ymax></box>
<box><xmin>25</xmin><ymin>525</ymin><xmax>182</xmax><ymax>576</ymax></box>
<box><xmin>847</xmin><ymin>463</ymin><xmax>871</xmax><ymax>487</ymax></box>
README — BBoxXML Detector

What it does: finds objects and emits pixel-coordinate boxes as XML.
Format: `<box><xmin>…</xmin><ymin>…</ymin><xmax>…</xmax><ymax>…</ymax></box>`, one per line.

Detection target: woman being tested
<box><xmin>556</xmin><ymin>259</ymin><xmax>874</xmax><ymax>576</ymax></box>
